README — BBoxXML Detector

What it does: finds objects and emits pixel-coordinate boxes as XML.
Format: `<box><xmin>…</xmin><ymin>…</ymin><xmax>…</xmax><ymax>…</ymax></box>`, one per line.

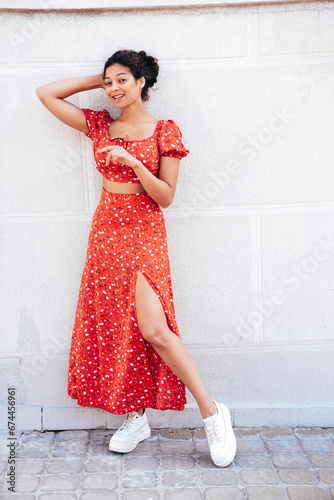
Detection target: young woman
<box><xmin>36</xmin><ymin>49</ymin><xmax>237</xmax><ymax>467</ymax></box>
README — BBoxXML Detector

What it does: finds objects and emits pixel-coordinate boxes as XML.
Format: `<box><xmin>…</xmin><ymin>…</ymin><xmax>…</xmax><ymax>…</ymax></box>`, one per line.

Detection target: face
<box><xmin>104</xmin><ymin>63</ymin><xmax>145</xmax><ymax>107</ymax></box>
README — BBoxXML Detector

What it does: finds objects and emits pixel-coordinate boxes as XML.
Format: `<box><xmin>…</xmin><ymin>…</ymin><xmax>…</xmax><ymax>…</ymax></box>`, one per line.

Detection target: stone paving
<box><xmin>1</xmin><ymin>427</ymin><xmax>334</xmax><ymax>499</ymax></box>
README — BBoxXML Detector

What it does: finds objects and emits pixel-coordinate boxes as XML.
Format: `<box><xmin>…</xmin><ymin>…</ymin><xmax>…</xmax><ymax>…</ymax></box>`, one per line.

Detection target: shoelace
<box><xmin>118</xmin><ymin>411</ymin><xmax>141</xmax><ymax>432</ymax></box>
<box><xmin>204</xmin><ymin>416</ymin><xmax>225</xmax><ymax>444</ymax></box>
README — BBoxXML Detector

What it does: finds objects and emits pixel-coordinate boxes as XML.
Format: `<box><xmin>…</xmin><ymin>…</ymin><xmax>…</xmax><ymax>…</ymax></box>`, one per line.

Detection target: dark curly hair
<box><xmin>102</xmin><ymin>50</ymin><xmax>159</xmax><ymax>102</ymax></box>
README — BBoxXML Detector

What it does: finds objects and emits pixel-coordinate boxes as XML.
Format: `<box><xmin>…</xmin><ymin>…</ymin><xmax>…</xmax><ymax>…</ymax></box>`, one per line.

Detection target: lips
<box><xmin>113</xmin><ymin>94</ymin><xmax>125</xmax><ymax>101</ymax></box>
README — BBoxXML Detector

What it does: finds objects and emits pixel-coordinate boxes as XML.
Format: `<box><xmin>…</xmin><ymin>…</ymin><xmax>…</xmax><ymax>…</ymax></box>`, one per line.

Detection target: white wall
<box><xmin>1</xmin><ymin>2</ymin><xmax>334</xmax><ymax>431</ymax></box>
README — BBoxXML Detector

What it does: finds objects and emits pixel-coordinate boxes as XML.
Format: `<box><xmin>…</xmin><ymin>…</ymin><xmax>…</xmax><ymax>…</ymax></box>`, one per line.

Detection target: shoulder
<box><xmin>156</xmin><ymin>119</ymin><xmax>189</xmax><ymax>158</ymax></box>
<box><xmin>157</xmin><ymin>119</ymin><xmax>184</xmax><ymax>138</ymax></box>
<box><xmin>81</xmin><ymin>108</ymin><xmax>112</xmax><ymax>139</ymax></box>
<box><xmin>82</xmin><ymin>108</ymin><xmax>111</xmax><ymax>125</ymax></box>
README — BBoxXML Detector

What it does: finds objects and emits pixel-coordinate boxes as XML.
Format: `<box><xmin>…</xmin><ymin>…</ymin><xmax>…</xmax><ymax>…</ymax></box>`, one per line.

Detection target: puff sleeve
<box><xmin>81</xmin><ymin>108</ymin><xmax>110</xmax><ymax>141</ymax></box>
<box><xmin>157</xmin><ymin>120</ymin><xmax>189</xmax><ymax>159</ymax></box>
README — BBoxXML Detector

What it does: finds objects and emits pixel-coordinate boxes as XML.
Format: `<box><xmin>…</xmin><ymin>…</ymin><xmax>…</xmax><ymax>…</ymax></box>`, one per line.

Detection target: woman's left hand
<box><xmin>97</xmin><ymin>144</ymin><xmax>139</xmax><ymax>169</ymax></box>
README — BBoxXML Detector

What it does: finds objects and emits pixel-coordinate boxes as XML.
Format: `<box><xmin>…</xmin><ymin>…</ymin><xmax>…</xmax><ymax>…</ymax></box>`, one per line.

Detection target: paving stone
<box><xmin>245</xmin><ymin>486</ymin><xmax>287</xmax><ymax>499</ymax></box>
<box><xmin>299</xmin><ymin>440</ymin><xmax>334</xmax><ymax>453</ymax></box>
<box><xmin>308</xmin><ymin>454</ymin><xmax>334</xmax><ymax>468</ymax></box>
<box><xmin>20</xmin><ymin>431</ymin><xmax>55</xmax><ymax>445</ymax></box>
<box><xmin>193</xmin><ymin>428</ymin><xmax>207</xmax><ymax>440</ymax></box>
<box><xmin>235</xmin><ymin>454</ymin><xmax>272</xmax><ymax>468</ymax></box>
<box><xmin>159</xmin><ymin>429</ymin><xmax>192</xmax><ymax>440</ymax></box>
<box><xmin>194</xmin><ymin>441</ymin><xmax>210</xmax><ymax>454</ymax></box>
<box><xmin>200</xmin><ymin>469</ymin><xmax>238</xmax><ymax>486</ymax></box>
<box><xmin>204</xmin><ymin>487</ymin><xmax>244</xmax><ymax>500</ymax></box>
<box><xmin>122</xmin><ymin>491</ymin><xmax>160</xmax><ymax>500</ymax></box>
<box><xmin>16</xmin><ymin>444</ymin><xmax>51</xmax><ymax>459</ymax></box>
<box><xmin>55</xmin><ymin>430</ymin><xmax>90</xmax><ymax>443</ymax></box>
<box><xmin>39</xmin><ymin>494</ymin><xmax>77</xmax><ymax>500</ymax></box>
<box><xmin>127</xmin><ymin>439</ymin><xmax>159</xmax><ymax>455</ymax></box>
<box><xmin>294</xmin><ymin>428</ymin><xmax>328</xmax><ymax>439</ymax></box>
<box><xmin>317</xmin><ymin>469</ymin><xmax>334</xmax><ymax>484</ymax></box>
<box><xmin>259</xmin><ymin>428</ymin><xmax>294</xmax><ymax>440</ymax></box>
<box><xmin>235</xmin><ymin>440</ymin><xmax>266</xmax><ymax>453</ymax></box>
<box><xmin>270</xmin><ymin>453</ymin><xmax>310</xmax><ymax>468</ymax></box>
<box><xmin>161</xmin><ymin>455</ymin><xmax>196</xmax><ymax>470</ymax></box>
<box><xmin>88</xmin><ymin>443</ymin><xmax>114</xmax><ymax>457</ymax></box>
<box><xmin>162</xmin><ymin>470</ymin><xmax>198</xmax><ymax>487</ymax></box>
<box><xmin>163</xmin><ymin>489</ymin><xmax>202</xmax><ymax>500</ymax></box>
<box><xmin>329</xmin><ymin>487</ymin><xmax>334</xmax><ymax>499</ymax></box>
<box><xmin>328</xmin><ymin>429</ymin><xmax>334</xmax><ymax>439</ymax></box>
<box><xmin>0</xmin><ymin>447</ymin><xmax>9</xmax><ymax>461</ymax></box>
<box><xmin>160</xmin><ymin>440</ymin><xmax>194</xmax><ymax>455</ymax></box>
<box><xmin>85</xmin><ymin>456</ymin><xmax>122</xmax><ymax>473</ymax></box>
<box><xmin>278</xmin><ymin>469</ymin><xmax>319</xmax><ymax>484</ymax></box>
<box><xmin>287</xmin><ymin>485</ymin><xmax>330</xmax><ymax>499</ymax></box>
<box><xmin>16</xmin><ymin>459</ymin><xmax>46</xmax><ymax>474</ymax></box>
<box><xmin>198</xmin><ymin>454</ymin><xmax>234</xmax><ymax>470</ymax></box>
<box><xmin>46</xmin><ymin>458</ymin><xmax>85</xmax><ymax>474</ymax></box>
<box><xmin>122</xmin><ymin>471</ymin><xmax>158</xmax><ymax>489</ymax></box>
<box><xmin>265</xmin><ymin>440</ymin><xmax>303</xmax><ymax>453</ymax></box>
<box><xmin>40</xmin><ymin>474</ymin><xmax>80</xmax><ymax>491</ymax></box>
<box><xmin>0</xmin><ymin>495</ymin><xmax>35</xmax><ymax>499</ymax></box>
<box><xmin>52</xmin><ymin>442</ymin><xmax>89</xmax><ymax>457</ymax></box>
<box><xmin>234</xmin><ymin>428</ymin><xmax>260</xmax><ymax>439</ymax></box>
<box><xmin>0</xmin><ymin>474</ymin><xmax>39</xmax><ymax>493</ymax></box>
<box><xmin>80</xmin><ymin>493</ymin><xmax>117</xmax><ymax>500</ymax></box>
<box><xmin>89</xmin><ymin>430</ymin><xmax>113</xmax><ymax>444</ymax></box>
<box><xmin>81</xmin><ymin>473</ymin><xmax>118</xmax><ymax>490</ymax></box>
<box><xmin>124</xmin><ymin>456</ymin><xmax>159</xmax><ymax>471</ymax></box>
<box><xmin>239</xmin><ymin>469</ymin><xmax>278</xmax><ymax>484</ymax></box>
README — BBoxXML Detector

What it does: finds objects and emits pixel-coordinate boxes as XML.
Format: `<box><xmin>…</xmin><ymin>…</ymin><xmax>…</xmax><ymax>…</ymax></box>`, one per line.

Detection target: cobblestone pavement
<box><xmin>1</xmin><ymin>427</ymin><xmax>334</xmax><ymax>499</ymax></box>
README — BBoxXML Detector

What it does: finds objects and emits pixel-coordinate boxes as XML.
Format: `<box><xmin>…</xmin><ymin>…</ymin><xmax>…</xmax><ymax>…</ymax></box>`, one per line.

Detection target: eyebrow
<box><xmin>104</xmin><ymin>73</ymin><xmax>128</xmax><ymax>80</ymax></box>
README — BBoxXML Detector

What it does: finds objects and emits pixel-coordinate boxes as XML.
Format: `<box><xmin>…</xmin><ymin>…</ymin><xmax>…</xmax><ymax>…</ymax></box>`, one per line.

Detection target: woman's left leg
<box><xmin>135</xmin><ymin>270</ymin><xmax>217</xmax><ymax>419</ymax></box>
<box><xmin>135</xmin><ymin>271</ymin><xmax>237</xmax><ymax>469</ymax></box>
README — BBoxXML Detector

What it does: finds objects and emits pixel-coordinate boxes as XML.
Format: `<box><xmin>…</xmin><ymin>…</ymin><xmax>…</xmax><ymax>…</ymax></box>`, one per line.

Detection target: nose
<box><xmin>109</xmin><ymin>82</ymin><xmax>120</xmax><ymax>91</ymax></box>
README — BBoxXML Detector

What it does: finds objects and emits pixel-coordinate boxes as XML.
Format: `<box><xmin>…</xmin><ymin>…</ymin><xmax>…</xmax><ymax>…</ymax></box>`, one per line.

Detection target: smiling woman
<box><xmin>35</xmin><ymin>48</ymin><xmax>237</xmax><ymax>467</ymax></box>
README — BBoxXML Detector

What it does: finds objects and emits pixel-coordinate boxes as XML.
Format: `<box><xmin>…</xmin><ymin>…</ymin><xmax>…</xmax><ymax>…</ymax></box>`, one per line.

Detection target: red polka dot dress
<box><xmin>67</xmin><ymin>108</ymin><xmax>190</xmax><ymax>415</ymax></box>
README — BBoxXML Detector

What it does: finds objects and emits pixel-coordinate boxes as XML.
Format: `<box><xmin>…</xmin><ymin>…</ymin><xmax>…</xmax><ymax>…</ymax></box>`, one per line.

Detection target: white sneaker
<box><xmin>108</xmin><ymin>409</ymin><xmax>151</xmax><ymax>453</ymax></box>
<box><xmin>202</xmin><ymin>400</ymin><xmax>237</xmax><ymax>467</ymax></box>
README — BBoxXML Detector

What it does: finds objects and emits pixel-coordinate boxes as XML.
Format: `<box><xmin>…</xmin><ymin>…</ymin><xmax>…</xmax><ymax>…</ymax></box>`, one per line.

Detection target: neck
<box><xmin>118</xmin><ymin>99</ymin><xmax>151</xmax><ymax>124</ymax></box>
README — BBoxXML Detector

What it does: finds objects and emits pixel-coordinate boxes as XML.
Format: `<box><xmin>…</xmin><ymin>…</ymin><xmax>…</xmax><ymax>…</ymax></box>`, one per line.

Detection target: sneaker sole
<box><xmin>211</xmin><ymin>403</ymin><xmax>237</xmax><ymax>468</ymax></box>
<box><xmin>108</xmin><ymin>425</ymin><xmax>151</xmax><ymax>453</ymax></box>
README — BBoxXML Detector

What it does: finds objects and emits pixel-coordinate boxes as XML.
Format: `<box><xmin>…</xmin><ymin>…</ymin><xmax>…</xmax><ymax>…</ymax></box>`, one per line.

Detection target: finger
<box><xmin>98</xmin><ymin>146</ymin><xmax>118</xmax><ymax>152</ymax></box>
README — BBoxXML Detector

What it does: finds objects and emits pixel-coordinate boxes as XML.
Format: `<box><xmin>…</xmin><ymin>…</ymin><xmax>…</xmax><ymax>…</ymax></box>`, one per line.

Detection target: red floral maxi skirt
<box><xmin>67</xmin><ymin>187</ymin><xmax>187</xmax><ymax>415</ymax></box>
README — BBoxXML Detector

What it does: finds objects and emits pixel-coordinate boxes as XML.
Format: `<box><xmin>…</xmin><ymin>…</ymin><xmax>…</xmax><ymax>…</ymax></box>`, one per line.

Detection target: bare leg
<box><xmin>135</xmin><ymin>270</ymin><xmax>217</xmax><ymax>419</ymax></box>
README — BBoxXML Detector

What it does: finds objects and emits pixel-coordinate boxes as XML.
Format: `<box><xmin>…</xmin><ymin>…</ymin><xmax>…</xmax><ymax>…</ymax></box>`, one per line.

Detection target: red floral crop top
<box><xmin>81</xmin><ymin>108</ymin><xmax>190</xmax><ymax>183</ymax></box>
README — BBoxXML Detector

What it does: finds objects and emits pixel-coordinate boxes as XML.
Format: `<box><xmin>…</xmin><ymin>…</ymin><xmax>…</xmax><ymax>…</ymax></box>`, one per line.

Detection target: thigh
<box><xmin>135</xmin><ymin>270</ymin><xmax>168</xmax><ymax>335</ymax></box>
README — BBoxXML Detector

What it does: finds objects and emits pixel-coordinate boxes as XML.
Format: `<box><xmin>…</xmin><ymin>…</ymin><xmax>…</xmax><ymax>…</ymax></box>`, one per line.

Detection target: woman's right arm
<box><xmin>35</xmin><ymin>74</ymin><xmax>105</xmax><ymax>134</ymax></box>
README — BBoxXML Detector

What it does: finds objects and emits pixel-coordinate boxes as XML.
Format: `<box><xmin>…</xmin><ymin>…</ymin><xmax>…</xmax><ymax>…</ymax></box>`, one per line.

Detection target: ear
<box><xmin>139</xmin><ymin>76</ymin><xmax>145</xmax><ymax>88</ymax></box>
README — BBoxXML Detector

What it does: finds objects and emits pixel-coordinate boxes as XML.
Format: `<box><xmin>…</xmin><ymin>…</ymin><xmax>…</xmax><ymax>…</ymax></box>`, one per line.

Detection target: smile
<box><xmin>112</xmin><ymin>94</ymin><xmax>125</xmax><ymax>101</ymax></box>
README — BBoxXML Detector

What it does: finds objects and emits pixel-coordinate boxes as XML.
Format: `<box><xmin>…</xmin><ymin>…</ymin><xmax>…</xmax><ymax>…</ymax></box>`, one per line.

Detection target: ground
<box><xmin>1</xmin><ymin>426</ymin><xmax>334</xmax><ymax>499</ymax></box>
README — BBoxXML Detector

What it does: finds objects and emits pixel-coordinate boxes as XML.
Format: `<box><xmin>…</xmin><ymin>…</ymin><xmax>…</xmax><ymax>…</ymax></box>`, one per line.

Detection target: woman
<box><xmin>36</xmin><ymin>49</ymin><xmax>237</xmax><ymax>467</ymax></box>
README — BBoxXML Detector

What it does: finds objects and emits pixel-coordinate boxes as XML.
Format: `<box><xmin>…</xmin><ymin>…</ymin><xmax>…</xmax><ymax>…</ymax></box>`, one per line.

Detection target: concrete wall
<box><xmin>1</xmin><ymin>1</ymin><xmax>334</xmax><ymax>432</ymax></box>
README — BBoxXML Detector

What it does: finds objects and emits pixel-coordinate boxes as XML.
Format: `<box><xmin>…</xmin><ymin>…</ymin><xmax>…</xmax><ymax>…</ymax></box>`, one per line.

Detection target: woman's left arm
<box><xmin>97</xmin><ymin>143</ymin><xmax>180</xmax><ymax>208</ymax></box>
<box><xmin>132</xmin><ymin>156</ymin><xmax>180</xmax><ymax>208</ymax></box>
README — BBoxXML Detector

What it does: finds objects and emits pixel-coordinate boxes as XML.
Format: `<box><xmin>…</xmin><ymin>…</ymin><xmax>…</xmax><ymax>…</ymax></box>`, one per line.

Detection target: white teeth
<box><xmin>113</xmin><ymin>95</ymin><xmax>124</xmax><ymax>99</ymax></box>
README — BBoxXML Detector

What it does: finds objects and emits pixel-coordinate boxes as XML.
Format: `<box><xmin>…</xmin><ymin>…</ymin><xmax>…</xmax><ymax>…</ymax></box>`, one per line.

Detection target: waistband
<box><xmin>102</xmin><ymin>186</ymin><xmax>150</xmax><ymax>197</ymax></box>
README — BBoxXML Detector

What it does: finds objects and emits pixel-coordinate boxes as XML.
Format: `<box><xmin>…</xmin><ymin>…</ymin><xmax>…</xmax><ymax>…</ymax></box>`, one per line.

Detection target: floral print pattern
<box><xmin>67</xmin><ymin>109</ymin><xmax>189</xmax><ymax>415</ymax></box>
<box><xmin>80</xmin><ymin>108</ymin><xmax>189</xmax><ymax>182</ymax></box>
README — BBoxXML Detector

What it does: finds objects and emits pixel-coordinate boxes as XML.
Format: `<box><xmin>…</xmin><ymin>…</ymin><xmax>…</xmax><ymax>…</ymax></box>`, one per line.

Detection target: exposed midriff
<box><xmin>102</xmin><ymin>175</ymin><xmax>146</xmax><ymax>193</ymax></box>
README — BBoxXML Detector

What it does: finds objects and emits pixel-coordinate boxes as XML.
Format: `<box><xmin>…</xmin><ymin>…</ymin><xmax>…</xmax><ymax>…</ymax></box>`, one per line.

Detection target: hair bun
<box><xmin>138</xmin><ymin>50</ymin><xmax>147</xmax><ymax>61</ymax></box>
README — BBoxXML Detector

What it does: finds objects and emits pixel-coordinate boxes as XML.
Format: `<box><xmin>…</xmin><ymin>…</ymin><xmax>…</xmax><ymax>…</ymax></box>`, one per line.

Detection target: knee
<box><xmin>140</xmin><ymin>325</ymin><xmax>168</xmax><ymax>347</ymax></box>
